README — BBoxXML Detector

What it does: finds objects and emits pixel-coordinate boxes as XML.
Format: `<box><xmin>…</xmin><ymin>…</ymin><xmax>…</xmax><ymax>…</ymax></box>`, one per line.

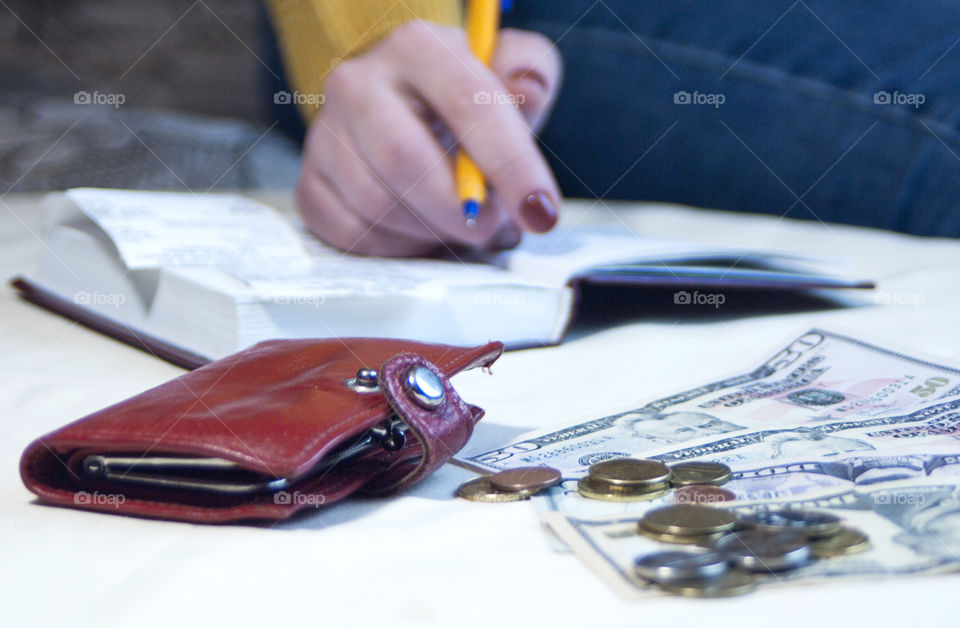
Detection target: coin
<box><xmin>669</xmin><ymin>462</ymin><xmax>732</xmax><ymax>487</ymax></box>
<box><xmin>578</xmin><ymin>477</ymin><xmax>669</xmax><ymax>502</ymax></box>
<box><xmin>456</xmin><ymin>476</ymin><xmax>531</xmax><ymax>503</ymax></box>
<box><xmin>741</xmin><ymin>509</ymin><xmax>842</xmax><ymax>539</ymax></box>
<box><xmin>714</xmin><ymin>529</ymin><xmax>811</xmax><ymax>572</ymax></box>
<box><xmin>638</xmin><ymin>527</ymin><xmax>729</xmax><ymax>545</ymax></box>
<box><xmin>642</xmin><ymin>504</ymin><xmax>738</xmax><ymax>536</ymax></box>
<box><xmin>810</xmin><ymin>527</ymin><xmax>870</xmax><ymax>558</ymax></box>
<box><xmin>490</xmin><ymin>466</ymin><xmax>562</xmax><ymax>493</ymax></box>
<box><xmin>582</xmin><ymin>478</ymin><xmax>670</xmax><ymax>495</ymax></box>
<box><xmin>674</xmin><ymin>485</ymin><xmax>737</xmax><ymax>505</ymax></box>
<box><xmin>658</xmin><ymin>571</ymin><xmax>757</xmax><ymax>598</ymax></box>
<box><xmin>588</xmin><ymin>458</ymin><xmax>672</xmax><ymax>487</ymax></box>
<box><xmin>635</xmin><ymin>550</ymin><xmax>730</xmax><ymax>583</ymax></box>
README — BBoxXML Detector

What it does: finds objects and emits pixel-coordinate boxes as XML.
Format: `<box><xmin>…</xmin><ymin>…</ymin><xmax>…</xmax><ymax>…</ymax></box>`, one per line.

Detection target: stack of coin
<box><xmin>740</xmin><ymin>509</ymin><xmax>842</xmax><ymax>538</ymax></box>
<box><xmin>639</xmin><ymin>504</ymin><xmax>738</xmax><ymax>544</ymax></box>
<box><xmin>668</xmin><ymin>462</ymin><xmax>732</xmax><ymax>487</ymax></box>
<box><xmin>456</xmin><ymin>466</ymin><xmax>561</xmax><ymax>503</ymax></box>
<box><xmin>715</xmin><ymin>529</ymin><xmax>812</xmax><ymax>573</ymax></box>
<box><xmin>668</xmin><ymin>461</ymin><xmax>735</xmax><ymax>505</ymax></box>
<box><xmin>577</xmin><ymin>458</ymin><xmax>672</xmax><ymax>501</ymax></box>
<box><xmin>634</xmin><ymin>506</ymin><xmax>871</xmax><ymax>597</ymax></box>
<box><xmin>738</xmin><ymin>509</ymin><xmax>870</xmax><ymax>558</ymax></box>
<box><xmin>634</xmin><ymin>549</ymin><xmax>755</xmax><ymax>597</ymax></box>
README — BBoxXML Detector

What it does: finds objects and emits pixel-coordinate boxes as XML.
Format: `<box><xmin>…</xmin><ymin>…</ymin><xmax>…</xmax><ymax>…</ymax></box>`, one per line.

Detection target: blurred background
<box><xmin>0</xmin><ymin>0</ymin><xmax>301</xmax><ymax>193</ymax></box>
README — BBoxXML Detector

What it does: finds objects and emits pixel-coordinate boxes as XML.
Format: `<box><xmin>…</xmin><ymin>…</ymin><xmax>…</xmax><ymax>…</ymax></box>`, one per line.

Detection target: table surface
<box><xmin>3</xmin><ymin>192</ymin><xmax>960</xmax><ymax>628</ymax></box>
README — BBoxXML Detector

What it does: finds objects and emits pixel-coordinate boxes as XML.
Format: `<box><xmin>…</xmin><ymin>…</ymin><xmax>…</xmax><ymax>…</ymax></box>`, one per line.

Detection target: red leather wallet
<box><xmin>20</xmin><ymin>338</ymin><xmax>503</xmax><ymax>523</ymax></box>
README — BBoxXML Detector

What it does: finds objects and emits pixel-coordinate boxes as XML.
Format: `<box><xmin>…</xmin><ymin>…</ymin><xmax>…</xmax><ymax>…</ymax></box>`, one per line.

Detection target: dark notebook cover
<box><xmin>11</xmin><ymin>277</ymin><xmax>208</xmax><ymax>370</ymax></box>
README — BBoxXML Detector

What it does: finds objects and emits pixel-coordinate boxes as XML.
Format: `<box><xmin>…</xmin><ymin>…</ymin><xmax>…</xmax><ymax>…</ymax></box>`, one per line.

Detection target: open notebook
<box><xmin>11</xmin><ymin>188</ymin><xmax>873</xmax><ymax>368</ymax></box>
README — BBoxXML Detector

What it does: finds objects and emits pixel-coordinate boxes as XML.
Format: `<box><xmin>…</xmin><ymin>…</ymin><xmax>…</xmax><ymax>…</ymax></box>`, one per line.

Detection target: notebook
<box><xmin>11</xmin><ymin>188</ymin><xmax>873</xmax><ymax>368</ymax></box>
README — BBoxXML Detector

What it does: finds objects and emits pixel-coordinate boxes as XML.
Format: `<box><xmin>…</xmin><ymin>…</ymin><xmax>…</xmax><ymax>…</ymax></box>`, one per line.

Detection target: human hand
<box><xmin>295</xmin><ymin>20</ymin><xmax>563</xmax><ymax>256</ymax></box>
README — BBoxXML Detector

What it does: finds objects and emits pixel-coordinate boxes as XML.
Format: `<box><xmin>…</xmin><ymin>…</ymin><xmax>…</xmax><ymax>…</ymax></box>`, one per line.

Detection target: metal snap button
<box><xmin>346</xmin><ymin>367</ymin><xmax>380</xmax><ymax>392</ymax></box>
<box><xmin>405</xmin><ymin>365</ymin><xmax>445</xmax><ymax>409</ymax></box>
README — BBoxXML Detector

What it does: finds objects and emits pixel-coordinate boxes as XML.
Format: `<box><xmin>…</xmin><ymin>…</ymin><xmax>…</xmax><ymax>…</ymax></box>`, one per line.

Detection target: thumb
<box><xmin>491</xmin><ymin>28</ymin><xmax>563</xmax><ymax>132</ymax></box>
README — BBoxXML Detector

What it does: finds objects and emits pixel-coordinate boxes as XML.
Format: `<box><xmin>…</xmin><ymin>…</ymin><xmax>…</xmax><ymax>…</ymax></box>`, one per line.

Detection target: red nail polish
<box><xmin>521</xmin><ymin>191</ymin><xmax>558</xmax><ymax>233</ymax></box>
<box><xmin>508</xmin><ymin>68</ymin><xmax>548</xmax><ymax>91</ymax></box>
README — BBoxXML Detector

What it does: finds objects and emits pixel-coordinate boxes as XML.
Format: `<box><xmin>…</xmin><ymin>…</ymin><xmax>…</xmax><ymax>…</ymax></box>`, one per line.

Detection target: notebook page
<box><xmin>503</xmin><ymin>224</ymin><xmax>746</xmax><ymax>286</ymax></box>
<box><xmin>60</xmin><ymin>188</ymin><xmax>312</xmax><ymax>275</ymax></box>
<box><xmin>240</xmin><ymin>238</ymin><xmax>556</xmax><ymax>301</ymax></box>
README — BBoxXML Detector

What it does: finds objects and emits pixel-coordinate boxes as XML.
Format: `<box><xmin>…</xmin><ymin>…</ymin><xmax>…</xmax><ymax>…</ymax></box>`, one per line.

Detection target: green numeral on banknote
<box><xmin>911</xmin><ymin>376</ymin><xmax>950</xmax><ymax>397</ymax></box>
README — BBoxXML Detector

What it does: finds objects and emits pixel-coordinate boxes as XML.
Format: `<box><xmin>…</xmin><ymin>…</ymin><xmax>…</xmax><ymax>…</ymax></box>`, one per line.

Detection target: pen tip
<box><xmin>463</xmin><ymin>199</ymin><xmax>480</xmax><ymax>228</ymax></box>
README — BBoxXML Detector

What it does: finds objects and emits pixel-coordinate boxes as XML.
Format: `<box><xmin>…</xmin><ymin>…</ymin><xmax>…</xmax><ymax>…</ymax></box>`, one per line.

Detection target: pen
<box><xmin>457</xmin><ymin>0</ymin><xmax>503</xmax><ymax>227</ymax></box>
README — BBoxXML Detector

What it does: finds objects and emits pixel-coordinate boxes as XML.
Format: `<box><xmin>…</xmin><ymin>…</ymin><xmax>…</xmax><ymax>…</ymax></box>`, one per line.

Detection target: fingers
<box><xmin>308</xmin><ymin>114</ymin><xmax>429</xmax><ymax>243</ymax></box>
<box><xmin>294</xmin><ymin>20</ymin><xmax>564</xmax><ymax>256</ymax></box>
<box><xmin>388</xmin><ymin>21</ymin><xmax>562</xmax><ymax>234</ymax></box>
<box><xmin>307</xmin><ymin>90</ymin><xmax>511</xmax><ymax>250</ymax></box>
<box><xmin>301</xmin><ymin>102</ymin><xmax>515</xmax><ymax>255</ymax></box>
<box><xmin>343</xmin><ymin>83</ymin><xmax>512</xmax><ymax>247</ymax></box>
<box><xmin>296</xmin><ymin>166</ymin><xmax>441</xmax><ymax>257</ymax></box>
<box><xmin>492</xmin><ymin>28</ymin><xmax>563</xmax><ymax>131</ymax></box>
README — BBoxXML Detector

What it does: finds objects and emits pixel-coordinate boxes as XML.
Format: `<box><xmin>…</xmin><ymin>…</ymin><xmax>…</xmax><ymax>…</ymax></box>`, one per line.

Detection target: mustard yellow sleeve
<box><xmin>264</xmin><ymin>0</ymin><xmax>462</xmax><ymax>122</ymax></box>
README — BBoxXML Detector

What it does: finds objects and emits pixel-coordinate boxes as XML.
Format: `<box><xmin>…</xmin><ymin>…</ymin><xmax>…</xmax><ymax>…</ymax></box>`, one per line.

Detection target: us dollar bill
<box><xmin>545</xmin><ymin>480</ymin><xmax>960</xmax><ymax>599</ymax></box>
<box><xmin>642</xmin><ymin>394</ymin><xmax>960</xmax><ymax>467</ymax></box>
<box><xmin>533</xmin><ymin>445</ymin><xmax>960</xmax><ymax>520</ymax></box>
<box><xmin>727</xmin><ymin>447</ymin><xmax>960</xmax><ymax>501</ymax></box>
<box><xmin>462</xmin><ymin>329</ymin><xmax>960</xmax><ymax>476</ymax></box>
<box><xmin>533</xmin><ymin>392</ymin><xmax>960</xmax><ymax>520</ymax></box>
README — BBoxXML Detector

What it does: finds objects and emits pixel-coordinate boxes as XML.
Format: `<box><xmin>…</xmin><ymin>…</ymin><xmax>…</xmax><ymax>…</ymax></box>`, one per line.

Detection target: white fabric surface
<box><xmin>2</xmin><ymin>192</ymin><xmax>959</xmax><ymax>627</ymax></box>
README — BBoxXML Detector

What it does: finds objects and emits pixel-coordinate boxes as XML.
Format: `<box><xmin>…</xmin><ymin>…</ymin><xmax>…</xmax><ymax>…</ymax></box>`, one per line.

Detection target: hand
<box><xmin>296</xmin><ymin>20</ymin><xmax>563</xmax><ymax>256</ymax></box>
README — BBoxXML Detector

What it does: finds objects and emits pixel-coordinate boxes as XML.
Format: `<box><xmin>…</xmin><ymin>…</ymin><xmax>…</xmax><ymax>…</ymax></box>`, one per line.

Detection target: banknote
<box><xmin>531</xmin><ymin>395</ymin><xmax>960</xmax><ymax>519</ymax></box>
<box><xmin>726</xmin><ymin>447</ymin><xmax>960</xmax><ymax>501</ymax></box>
<box><xmin>545</xmin><ymin>480</ymin><xmax>960</xmax><ymax>599</ymax></box>
<box><xmin>533</xmin><ymin>444</ymin><xmax>960</xmax><ymax>520</ymax></box>
<box><xmin>462</xmin><ymin>329</ymin><xmax>960</xmax><ymax>476</ymax></box>
<box><xmin>641</xmin><ymin>395</ymin><xmax>960</xmax><ymax>468</ymax></box>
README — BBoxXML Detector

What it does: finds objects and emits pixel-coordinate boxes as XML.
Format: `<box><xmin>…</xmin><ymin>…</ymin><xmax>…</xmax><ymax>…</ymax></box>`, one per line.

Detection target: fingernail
<box><xmin>509</xmin><ymin>68</ymin><xmax>548</xmax><ymax>91</ymax></box>
<box><xmin>489</xmin><ymin>223</ymin><xmax>523</xmax><ymax>251</ymax></box>
<box><xmin>520</xmin><ymin>191</ymin><xmax>558</xmax><ymax>233</ymax></box>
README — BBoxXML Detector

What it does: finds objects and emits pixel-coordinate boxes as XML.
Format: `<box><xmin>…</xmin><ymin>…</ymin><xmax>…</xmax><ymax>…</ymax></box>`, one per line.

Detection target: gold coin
<box><xmin>669</xmin><ymin>462</ymin><xmax>732</xmax><ymax>487</ymax></box>
<box><xmin>642</xmin><ymin>504</ymin><xmax>738</xmax><ymax>536</ymax></box>
<box><xmin>490</xmin><ymin>466</ymin><xmax>562</xmax><ymax>493</ymax></box>
<box><xmin>658</xmin><ymin>571</ymin><xmax>757</xmax><ymax>598</ymax></box>
<box><xmin>810</xmin><ymin>528</ymin><xmax>870</xmax><ymax>558</ymax></box>
<box><xmin>577</xmin><ymin>478</ymin><xmax>669</xmax><ymax>502</ymax></box>
<box><xmin>587</xmin><ymin>478</ymin><xmax>671</xmax><ymax>495</ymax></box>
<box><xmin>638</xmin><ymin>525</ymin><xmax>729</xmax><ymax>545</ymax></box>
<box><xmin>588</xmin><ymin>458</ymin><xmax>672</xmax><ymax>487</ymax></box>
<box><xmin>456</xmin><ymin>476</ymin><xmax>531</xmax><ymax>503</ymax></box>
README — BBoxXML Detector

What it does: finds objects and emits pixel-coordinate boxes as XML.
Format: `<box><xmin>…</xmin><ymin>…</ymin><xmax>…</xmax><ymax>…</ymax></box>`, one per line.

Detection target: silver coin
<box><xmin>714</xmin><ymin>529</ymin><xmax>811</xmax><ymax>572</ymax></box>
<box><xmin>635</xmin><ymin>550</ymin><xmax>730</xmax><ymax>583</ymax></box>
<box><xmin>741</xmin><ymin>509</ymin><xmax>842</xmax><ymax>538</ymax></box>
<box><xmin>659</xmin><ymin>571</ymin><xmax>757</xmax><ymax>598</ymax></box>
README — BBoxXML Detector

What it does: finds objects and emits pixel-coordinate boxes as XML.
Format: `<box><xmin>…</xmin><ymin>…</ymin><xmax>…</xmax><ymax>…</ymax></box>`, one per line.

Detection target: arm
<box><xmin>263</xmin><ymin>0</ymin><xmax>462</xmax><ymax>122</ymax></box>
<box><xmin>267</xmin><ymin>1</ymin><xmax>563</xmax><ymax>256</ymax></box>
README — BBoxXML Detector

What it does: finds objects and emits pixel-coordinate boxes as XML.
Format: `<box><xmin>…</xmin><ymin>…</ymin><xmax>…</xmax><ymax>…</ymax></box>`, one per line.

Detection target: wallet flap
<box><xmin>20</xmin><ymin>338</ymin><xmax>503</xmax><ymax>522</ymax></box>
<box><xmin>360</xmin><ymin>352</ymin><xmax>484</xmax><ymax>494</ymax></box>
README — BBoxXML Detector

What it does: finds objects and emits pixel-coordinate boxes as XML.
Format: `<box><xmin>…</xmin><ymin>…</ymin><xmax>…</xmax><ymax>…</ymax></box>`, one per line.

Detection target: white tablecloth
<box><xmin>3</xmin><ymin>193</ymin><xmax>959</xmax><ymax>627</ymax></box>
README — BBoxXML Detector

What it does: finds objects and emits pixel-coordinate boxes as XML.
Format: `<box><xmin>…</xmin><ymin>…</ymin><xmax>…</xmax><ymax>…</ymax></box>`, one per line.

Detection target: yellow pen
<box><xmin>457</xmin><ymin>0</ymin><xmax>503</xmax><ymax>227</ymax></box>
